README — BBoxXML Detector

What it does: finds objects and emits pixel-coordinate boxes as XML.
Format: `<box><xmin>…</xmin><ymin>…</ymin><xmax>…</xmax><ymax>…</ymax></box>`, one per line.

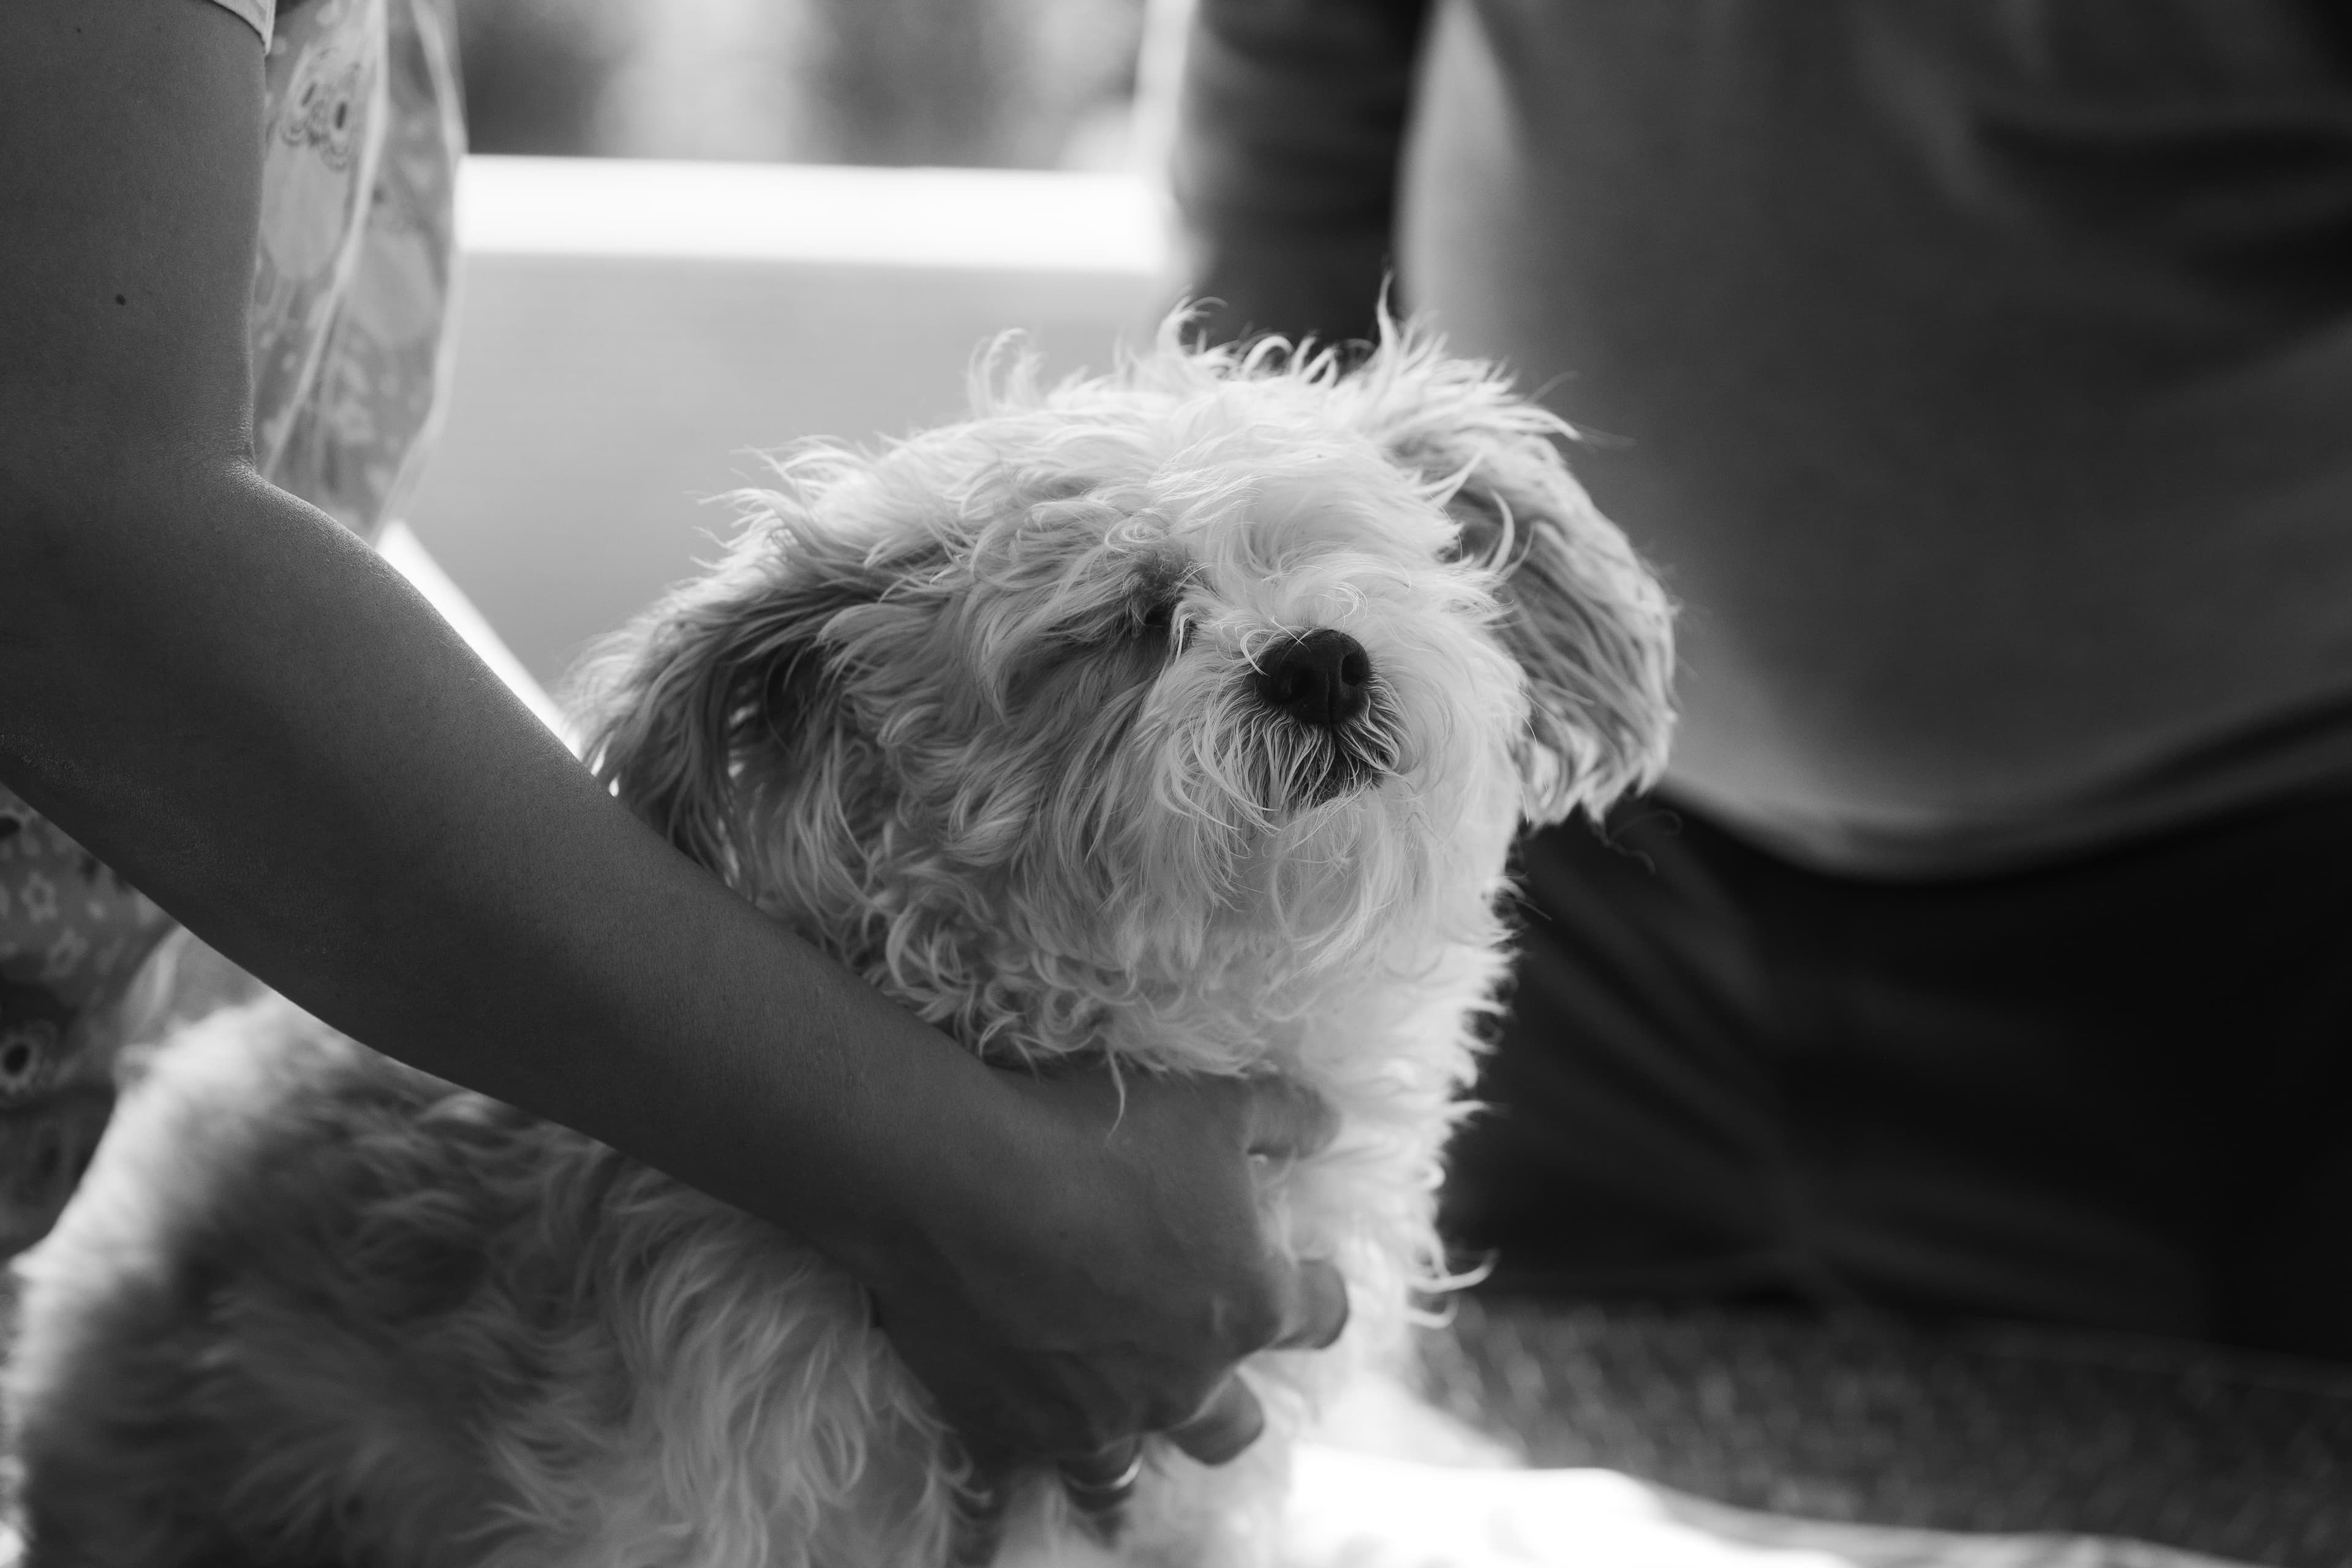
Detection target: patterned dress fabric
<box><xmin>0</xmin><ymin>0</ymin><xmax>461</xmax><ymax>1253</ymax></box>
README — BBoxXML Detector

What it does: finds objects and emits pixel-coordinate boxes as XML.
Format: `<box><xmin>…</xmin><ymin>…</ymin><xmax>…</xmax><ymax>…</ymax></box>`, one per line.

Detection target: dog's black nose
<box><xmin>1256</xmin><ymin>630</ymin><xmax>1372</xmax><ymax>728</ymax></box>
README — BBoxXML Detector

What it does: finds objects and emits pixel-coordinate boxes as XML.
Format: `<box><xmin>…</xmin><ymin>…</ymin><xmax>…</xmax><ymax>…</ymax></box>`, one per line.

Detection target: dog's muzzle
<box><xmin>1253</xmin><ymin>631</ymin><xmax>1395</xmax><ymax>805</ymax></box>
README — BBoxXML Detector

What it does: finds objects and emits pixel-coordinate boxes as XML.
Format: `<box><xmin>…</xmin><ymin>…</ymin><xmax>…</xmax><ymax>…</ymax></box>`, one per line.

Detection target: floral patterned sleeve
<box><xmin>0</xmin><ymin>0</ymin><xmax>462</xmax><ymax>1255</ymax></box>
<box><xmin>0</xmin><ymin>797</ymin><xmax>175</xmax><ymax>1253</ymax></box>
<box><xmin>252</xmin><ymin>0</ymin><xmax>463</xmax><ymax>538</ymax></box>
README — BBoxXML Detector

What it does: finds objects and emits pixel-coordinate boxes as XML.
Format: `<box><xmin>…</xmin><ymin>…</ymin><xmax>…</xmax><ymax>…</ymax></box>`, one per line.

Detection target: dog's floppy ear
<box><xmin>572</xmin><ymin>499</ymin><xmax>915</xmax><ymax>886</ymax></box>
<box><xmin>1352</xmin><ymin>328</ymin><xmax>1676</xmax><ymax>824</ymax></box>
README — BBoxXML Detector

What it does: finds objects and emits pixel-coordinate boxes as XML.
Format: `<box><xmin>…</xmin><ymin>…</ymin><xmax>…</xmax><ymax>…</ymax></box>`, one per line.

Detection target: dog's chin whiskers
<box><xmin>1265</xmin><ymin>683</ymin><xmax>1405</xmax><ymax>812</ymax></box>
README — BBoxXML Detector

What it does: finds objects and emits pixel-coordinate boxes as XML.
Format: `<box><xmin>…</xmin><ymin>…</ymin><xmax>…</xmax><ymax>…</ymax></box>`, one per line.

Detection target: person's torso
<box><xmin>1400</xmin><ymin>0</ymin><xmax>2352</xmax><ymax>873</ymax></box>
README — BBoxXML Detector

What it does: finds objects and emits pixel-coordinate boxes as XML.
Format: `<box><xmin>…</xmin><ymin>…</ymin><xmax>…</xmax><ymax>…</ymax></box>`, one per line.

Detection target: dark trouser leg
<box><xmin>1444</xmin><ymin>793</ymin><xmax>2352</xmax><ymax>1360</ymax></box>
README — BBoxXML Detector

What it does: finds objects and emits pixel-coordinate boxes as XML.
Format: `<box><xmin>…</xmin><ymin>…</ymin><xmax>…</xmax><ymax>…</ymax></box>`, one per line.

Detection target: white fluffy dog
<box><xmin>6</xmin><ymin>323</ymin><xmax>1672</xmax><ymax>1567</ymax></box>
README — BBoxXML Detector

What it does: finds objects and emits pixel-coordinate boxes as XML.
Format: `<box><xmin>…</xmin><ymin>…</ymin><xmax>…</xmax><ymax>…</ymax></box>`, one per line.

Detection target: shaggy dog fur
<box><xmin>5</xmin><ymin>322</ymin><xmax>1672</xmax><ymax>1567</ymax></box>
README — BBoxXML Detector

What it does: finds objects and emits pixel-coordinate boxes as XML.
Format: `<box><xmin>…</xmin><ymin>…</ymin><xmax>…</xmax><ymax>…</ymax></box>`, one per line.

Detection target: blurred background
<box><xmin>405</xmin><ymin>0</ymin><xmax>1178</xmax><ymax>689</ymax></box>
<box><xmin>455</xmin><ymin>0</ymin><xmax>1153</xmax><ymax>170</ymax></box>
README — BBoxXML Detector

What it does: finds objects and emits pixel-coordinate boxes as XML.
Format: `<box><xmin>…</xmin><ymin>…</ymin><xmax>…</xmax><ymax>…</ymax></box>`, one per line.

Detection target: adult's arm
<box><xmin>0</xmin><ymin>0</ymin><xmax>1341</xmax><ymax>1469</ymax></box>
<box><xmin>1172</xmin><ymin>0</ymin><xmax>1430</xmax><ymax>346</ymax></box>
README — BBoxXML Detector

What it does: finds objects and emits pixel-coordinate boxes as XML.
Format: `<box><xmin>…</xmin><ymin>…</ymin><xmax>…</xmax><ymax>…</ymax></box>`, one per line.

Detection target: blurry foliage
<box><xmin>454</xmin><ymin>0</ymin><xmax>1149</xmax><ymax>168</ymax></box>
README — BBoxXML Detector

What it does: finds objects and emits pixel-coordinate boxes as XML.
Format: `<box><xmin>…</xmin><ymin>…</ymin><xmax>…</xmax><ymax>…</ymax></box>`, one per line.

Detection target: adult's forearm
<box><xmin>1174</xmin><ymin>0</ymin><xmax>1431</xmax><ymax>345</ymax></box>
<box><xmin>0</xmin><ymin>458</ymin><xmax>997</xmax><ymax>1286</ymax></box>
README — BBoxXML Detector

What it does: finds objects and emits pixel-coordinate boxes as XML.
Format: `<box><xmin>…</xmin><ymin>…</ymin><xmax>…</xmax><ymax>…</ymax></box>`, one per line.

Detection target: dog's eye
<box><xmin>1134</xmin><ymin>594</ymin><xmax>1191</xmax><ymax>653</ymax></box>
<box><xmin>1446</xmin><ymin>497</ymin><xmax>1510</xmax><ymax>567</ymax></box>
<box><xmin>1126</xmin><ymin>558</ymin><xmax>1193</xmax><ymax>650</ymax></box>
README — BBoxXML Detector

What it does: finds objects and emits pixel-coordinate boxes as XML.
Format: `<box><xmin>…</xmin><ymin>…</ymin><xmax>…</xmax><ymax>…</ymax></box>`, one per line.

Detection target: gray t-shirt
<box><xmin>1182</xmin><ymin>0</ymin><xmax>2352</xmax><ymax>873</ymax></box>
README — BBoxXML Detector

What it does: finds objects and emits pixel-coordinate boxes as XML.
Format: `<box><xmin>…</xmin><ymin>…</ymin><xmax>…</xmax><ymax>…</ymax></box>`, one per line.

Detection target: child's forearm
<box><xmin>0</xmin><ymin>459</ymin><xmax>965</xmax><ymax>1258</ymax></box>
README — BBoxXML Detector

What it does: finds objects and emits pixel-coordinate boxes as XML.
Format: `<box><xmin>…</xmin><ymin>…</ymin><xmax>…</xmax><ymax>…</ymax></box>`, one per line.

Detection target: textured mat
<box><xmin>1420</xmin><ymin>1298</ymin><xmax>2352</xmax><ymax>1567</ymax></box>
<box><xmin>1286</xmin><ymin>1447</ymin><xmax>2255</xmax><ymax>1568</ymax></box>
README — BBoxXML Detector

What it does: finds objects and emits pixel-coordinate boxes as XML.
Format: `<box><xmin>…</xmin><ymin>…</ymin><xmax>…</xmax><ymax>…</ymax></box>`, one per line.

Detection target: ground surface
<box><xmin>1427</xmin><ymin>1298</ymin><xmax>2352</xmax><ymax>1567</ymax></box>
